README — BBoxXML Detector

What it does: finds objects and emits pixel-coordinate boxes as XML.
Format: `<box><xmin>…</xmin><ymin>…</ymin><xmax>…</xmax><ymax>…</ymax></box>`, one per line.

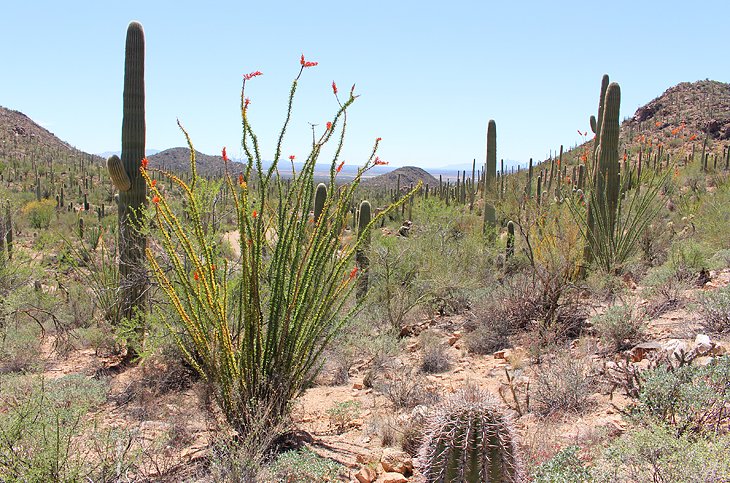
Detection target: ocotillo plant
<box><xmin>356</xmin><ymin>200</ymin><xmax>371</xmax><ymax>301</ymax></box>
<box><xmin>418</xmin><ymin>386</ymin><xmax>524</xmax><ymax>482</ymax></box>
<box><xmin>143</xmin><ymin>59</ymin><xmax>419</xmax><ymax>438</ymax></box>
<box><xmin>107</xmin><ymin>21</ymin><xmax>147</xmax><ymax>354</ymax></box>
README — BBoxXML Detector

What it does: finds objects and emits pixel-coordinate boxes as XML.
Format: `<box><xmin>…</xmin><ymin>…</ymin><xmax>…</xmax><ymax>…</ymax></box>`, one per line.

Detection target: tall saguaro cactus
<box><xmin>483</xmin><ymin>119</ymin><xmax>497</xmax><ymax>235</ymax></box>
<box><xmin>356</xmin><ymin>200</ymin><xmax>371</xmax><ymax>301</ymax></box>
<box><xmin>584</xmin><ymin>80</ymin><xmax>621</xmax><ymax>269</ymax></box>
<box><xmin>108</xmin><ymin>21</ymin><xmax>147</xmax><ymax>352</ymax></box>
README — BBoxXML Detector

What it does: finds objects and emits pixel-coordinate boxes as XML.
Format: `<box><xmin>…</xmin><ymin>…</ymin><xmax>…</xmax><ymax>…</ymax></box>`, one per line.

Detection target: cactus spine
<box><xmin>418</xmin><ymin>386</ymin><xmax>524</xmax><ymax>482</ymax></box>
<box><xmin>483</xmin><ymin>120</ymin><xmax>497</xmax><ymax>235</ymax></box>
<box><xmin>356</xmin><ymin>200</ymin><xmax>371</xmax><ymax>301</ymax></box>
<box><xmin>109</xmin><ymin>21</ymin><xmax>147</xmax><ymax>348</ymax></box>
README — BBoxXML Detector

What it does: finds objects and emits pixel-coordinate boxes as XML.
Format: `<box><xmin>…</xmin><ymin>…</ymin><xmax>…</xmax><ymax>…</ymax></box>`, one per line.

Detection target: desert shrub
<box><xmin>531</xmin><ymin>445</ymin><xmax>592</xmax><ymax>483</ymax></box>
<box><xmin>593</xmin><ymin>424</ymin><xmax>730</xmax><ymax>483</ymax></box>
<box><xmin>640</xmin><ymin>264</ymin><xmax>688</xmax><ymax>316</ymax></box>
<box><xmin>22</xmin><ymin>199</ymin><xmax>55</xmax><ymax>229</ymax></box>
<box><xmin>0</xmin><ymin>374</ymin><xmax>136</xmax><ymax>481</ymax></box>
<box><xmin>585</xmin><ymin>270</ymin><xmax>628</xmax><ymax>302</ymax></box>
<box><xmin>368</xmin><ymin>236</ymin><xmax>429</xmax><ymax>329</ymax></box>
<box><xmin>376</xmin><ymin>366</ymin><xmax>440</xmax><ymax>410</ymax></box>
<box><xmin>467</xmin><ymin>312</ymin><xmax>512</xmax><ymax>355</ymax></box>
<box><xmin>145</xmin><ymin>62</ymin><xmax>415</xmax><ymax>444</ymax></box>
<box><xmin>326</xmin><ymin>400</ymin><xmax>361</xmax><ymax>434</ymax></box>
<box><xmin>0</xmin><ymin>321</ymin><xmax>42</xmax><ymax>373</ymax></box>
<box><xmin>699</xmin><ymin>285</ymin><xmax>730</xmax><ymax>334</ymax></box>
<box><xmin>532</xmin><ymin>354</ymin><xmax>596</xmax><ymax>416</ymax></box>
<box><xmin>419</xmin><ymin>331</ymin><xmax>450</xmax><ymax>374</ymax></box>
<box><xmin>635</xmin><ymin>356</ymin><xmax>730</xmax><ymax>434</ymax></box>
<box><xmin>592</xmin><ymin>303</ymin><xmax>645</xmax><ymax>352</ymax></box>
<box><xmin>262</xmin><ymin>448</ymin><xmax>345</xmax><ymax>482</ymax></box>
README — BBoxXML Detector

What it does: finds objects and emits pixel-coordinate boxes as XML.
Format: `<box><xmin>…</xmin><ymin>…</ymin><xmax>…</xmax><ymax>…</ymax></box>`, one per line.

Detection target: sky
<box><xmin>1</xmin><ymin>0</ymin><xmax>728</xmax><ymax>170</ymax></box>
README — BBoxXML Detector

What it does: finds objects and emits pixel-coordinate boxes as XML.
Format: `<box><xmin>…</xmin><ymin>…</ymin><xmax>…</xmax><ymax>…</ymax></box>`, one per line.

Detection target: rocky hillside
<box><xmin>147</xmin><ymin>147</ymin><xmax>232</xmax><ymax>176</ymax></box>
<box><xmin>626</xmin><ymin>80</ymin><xmax>730</xmax><ymax>140</ymax></box>
<box><xmin>0</xmin><ymin>105</ymin><xmax>102</xmax><ymax>166</ymax></box>
<box><xmin>361</xmin><ymin>166</ymin><xmax>438</xmax><ymax>190</ymax></box>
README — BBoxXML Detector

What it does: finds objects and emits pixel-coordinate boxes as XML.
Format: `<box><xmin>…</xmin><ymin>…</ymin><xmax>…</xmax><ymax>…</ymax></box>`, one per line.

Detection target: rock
<box><xmin>355</xmin><ymin>467</ymin><xmax>377</xmax><ymax>483</ymax></box>
<box><xmin>710</xmin><ymin>343</ymin><xmax>727</xmax><ymax>356</ymax></box>
<box><xmin>381</xmin><ymin>472</ymin><xmax>408</xmax><ymax>483</ymax></box>
<box><xmin>630</xmin><ymin>341</ymin><xmax>663</xmax><ymax>362</ymax></box>
<box><xmin>353</xmin><ymin>382</ymin><xmax>364</xmax><ymax>390</ymax></box>
<box><xmin>448</xmin><ymin>332</ymin><xmax>462</xmax><ymax>346</ymax></box>
<box><xmin>694</xmin><ymin>334</ymin><xmax>712</xmax><ymax>354</ymax></box>
<box><xmin>381</xmin><ymin>448</ymin><xmax>413</xmax><ymax>475</ymax></box>
<box><xmin>663</xmin><ymin>339</ymin><xmax>688</xmax><ymax>357</ymax></box>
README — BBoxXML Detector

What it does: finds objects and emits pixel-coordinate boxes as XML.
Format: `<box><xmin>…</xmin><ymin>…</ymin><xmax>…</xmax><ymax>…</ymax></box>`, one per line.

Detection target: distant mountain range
<box><xmin>3</xmin><ymin>79</ymin><xmax>729</xmax><ymax>184</ymax></box>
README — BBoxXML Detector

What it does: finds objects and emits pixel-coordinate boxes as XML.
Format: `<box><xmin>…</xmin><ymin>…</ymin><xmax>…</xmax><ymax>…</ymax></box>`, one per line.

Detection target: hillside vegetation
<box><xmin>0</xmin><ymin>24</ymin><xmax>729</xmax><ymax>483</ymax></box>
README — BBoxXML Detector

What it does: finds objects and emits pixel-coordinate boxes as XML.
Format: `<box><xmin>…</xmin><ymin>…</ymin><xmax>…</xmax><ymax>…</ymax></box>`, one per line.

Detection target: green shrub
<box><xmin>326</xmin><ymin>400</ymin><xmax>361</xmax><ymax>434</ymax></box>
<box><xmin>532</xmin><ymin>354</ymin><xmax>596</xmax><ymax>416</ymax></box>
<box><xmin>592</xmin><ymin>303</ymin><xmax>645</xmax><ymax>352</ymax></box>
<box><xmin>699</xmin><ymin>285</ymin><xmax>730</xmax><ymax>334</ymax></box>
<box><xmin>532</xmin><ymin>445</ymin><xmax>592</xmax><ymax>483</ymax></box>
<box><xmin>593</xmin><ymin>424</ymin><xmax>730</xmax><ymax>482</ymax></box>
<box><xmin>22</xmin><ymin>199</ymin><xmax>55</xmax><ymax>229</ymax></box>
<box><xmin>263</xmin><ymin>448</ymin><xmax>345</xmax><ymax>482</ymax></box>
<box><xmin>0</xmin><ymin>374</ymin><xmax>136</xmax><ymax>481</ymax></box>
<box><xmin>636</xmin><ymin>356</ymin><xmax>730</xmax><ymax>434</ymax></box>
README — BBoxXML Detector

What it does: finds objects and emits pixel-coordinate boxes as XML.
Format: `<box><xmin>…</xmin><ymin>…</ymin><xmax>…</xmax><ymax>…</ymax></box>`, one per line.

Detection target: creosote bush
<box><xmin>143</xmin><ymin>60</ymin><xmax>417</xmax><ymax>442</ymax></box>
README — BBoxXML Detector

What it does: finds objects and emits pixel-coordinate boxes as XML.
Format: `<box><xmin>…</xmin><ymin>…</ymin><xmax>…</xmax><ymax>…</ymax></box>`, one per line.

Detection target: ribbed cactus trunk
<box><xmin>418</xmin><ymin>387</ymin><xmax>524</xmax><ymax>482</ymax></box>
<box><xmin>356</xmin><ymin>200</ymin><xmax>371</xmax><ymax>302</ymax></box>
<box><xmin>584</xmin><ymin>81</ymin><xmax>621</xmax><ymax>270</ymax></box>
<box><xmin>483</xmin><ymin>120</ymin><xmax>497</xmax><ymax>235</ymax></box>
<box><xmin>115</xmin><ymin>21</ymin><xmax>147</xmax><ymax>352</ymax></box>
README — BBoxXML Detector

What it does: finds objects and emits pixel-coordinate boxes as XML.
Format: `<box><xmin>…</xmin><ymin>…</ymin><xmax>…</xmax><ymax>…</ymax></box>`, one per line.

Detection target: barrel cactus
<box><xmin>107</xmin><ymin>21</ymin><xmax>147</xmax><ymax>348</ymax></box>
<box><xmin>418</xmin><ymin>386</ymin><xmax>524</xmax><ymax>482</ymax></box>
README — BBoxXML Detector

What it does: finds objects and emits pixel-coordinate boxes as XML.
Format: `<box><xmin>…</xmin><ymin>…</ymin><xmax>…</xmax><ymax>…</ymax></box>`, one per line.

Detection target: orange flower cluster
<box><xmin>141</xmin><ymin>157</ymin><xmax>149</xmax><ymax>169</ymax></box>
<box><xmin>374</xmin><ymin>156</ymin><xmax>388</xmax><ymax>166</ymax></box>
<box><xmin>332</xmin><ymin>81</ymin><xmax>338</xmax><ymax>95</ymax></box>
<box><xmin>300</xmin><ymin>54</ymin><xmax>318</xmax><ymax>68</ymax></box>
<box><xmin>243</xmin><ymin>71</ymin><xmax>262</xmax><ymax>80</ymax></box>
<box><xmin>222</xmin><ymin>147</ymin><xmax>228</xmax><ymax>162</ymax></box>
<box><xmin>336</xmin><ymin>161</ymin><xmax>345</xmax><ymax>173</ymax></box>
<box><xmin>349</xmin><ymin>267</ymin><xmax>358</xmax><ymax>279</ymax></box>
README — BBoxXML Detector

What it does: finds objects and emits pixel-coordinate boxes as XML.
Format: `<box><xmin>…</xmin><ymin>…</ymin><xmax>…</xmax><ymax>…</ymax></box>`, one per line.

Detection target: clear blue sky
<box><xmin>1</xmin><ymin>1</ymin><xmax>727</xmax><ymax>169</ymax></box>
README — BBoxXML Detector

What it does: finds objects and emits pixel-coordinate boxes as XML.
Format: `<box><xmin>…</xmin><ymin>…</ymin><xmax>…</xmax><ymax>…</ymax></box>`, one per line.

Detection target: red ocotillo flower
<box><xmin>243</xmin><ymin>71</ymin><xmax>262</xmax><ymax>80</ymax></box>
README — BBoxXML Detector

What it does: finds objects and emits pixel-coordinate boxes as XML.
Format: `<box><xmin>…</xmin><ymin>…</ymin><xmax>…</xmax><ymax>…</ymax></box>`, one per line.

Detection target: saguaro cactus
<box><xmin>356</xmin><ymin>200</ymin><xmax>371</xmax><ymax>301</ymax></box>
<box><xmin>483</xmin><ymin>120</ymin><xmax>497</xmax><ymax>235</ymax></box>
<box><xmin>418</xmin><ymin>386</ymin><xmax>524</xmax><ymax>482</ymax></box>
<box><xmin>506</xmin><ymin>220</ymin><xmax>515</xmax><ymax>260</ymax></box>
<box><xmin>314</xmin><ymin>182</ymin><xmax>327</xmax><ymax>223</ymax></box>
<box><xmin>108</xmin><ymin>21</ymin><xmax>147</xmax><ymax>349</ymax></box>
<box><xmin>584</xmin><ymin>80</ymin><xmax>621</xmax><ymax>268</ymax></box>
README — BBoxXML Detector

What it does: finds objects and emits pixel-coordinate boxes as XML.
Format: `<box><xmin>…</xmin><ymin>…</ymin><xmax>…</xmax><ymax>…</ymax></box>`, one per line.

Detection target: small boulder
<box><xmin>380</xmin><ymin>448</ymin><xmax>413</xmax><ymax>476</ymax></box>
<box><xmin>355</xmin><ymin>466</ymin><xmax>377</xmax><ymax>483</ymax></box>
<box><xmin>381</xmin><ymin>472</ymin><xmax>408</xmax><ymax>483</ymax></box>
